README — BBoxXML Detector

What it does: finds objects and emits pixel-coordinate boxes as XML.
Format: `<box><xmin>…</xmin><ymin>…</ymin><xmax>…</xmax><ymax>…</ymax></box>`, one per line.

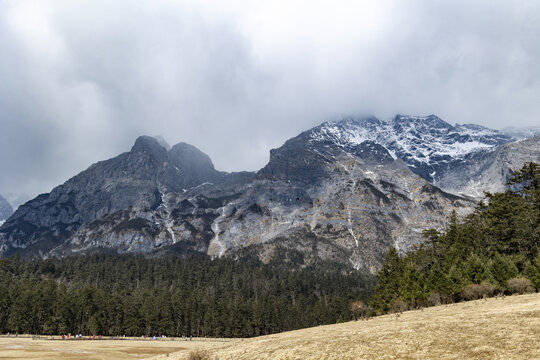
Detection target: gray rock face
<box><xmin>0</xmin><ymin>136</ymin><xmax>253</xmax><ymax>257</ymax></box>
<box><xmin>257</xmin><ymin>119</ymin><xmax>394</xmax><ymax>182</ymax></box>
<box><xmin>208</xmin><ymin>156</ymin><xmax>471</xmax><ymax>273</ymax></box>
<box><xmin>0</xmin><ymin>195</ymin><xmax>13</xmax><ymax>222</ymax></box>
<box><xmin>434</xmin><ymin>136</ymin><xmax>540</xmax><ymax>198</ymax></box>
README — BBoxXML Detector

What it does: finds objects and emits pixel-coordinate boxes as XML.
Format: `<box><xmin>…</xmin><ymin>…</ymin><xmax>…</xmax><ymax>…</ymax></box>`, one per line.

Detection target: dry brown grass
<box><xmin>151</xmin><ymin>293</ymin><xmax>540</xmax><ymax>360</ymax></box>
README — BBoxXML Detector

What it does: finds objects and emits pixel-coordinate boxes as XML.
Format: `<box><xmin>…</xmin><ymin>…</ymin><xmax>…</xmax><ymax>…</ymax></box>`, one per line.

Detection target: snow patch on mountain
<box><xmin>309</xmin><ymin>115</ymin><xmax>513</xmax><ymax>181</ymax></box>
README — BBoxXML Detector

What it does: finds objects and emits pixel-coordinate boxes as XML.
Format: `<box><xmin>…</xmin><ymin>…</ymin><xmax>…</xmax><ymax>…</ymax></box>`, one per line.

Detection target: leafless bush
<box><xmin>392</xmin><ymin>299</ymin><xmax>409</xmax><ymax>313</ymax></box>
<box><xmin>426</xmin><ymin>292</ymin><xmax>452</xmax><ymax>306</ymax></box>
<box><xmin>350</xmin><ymin>300</ymin><xmax>371</xmax><ymax>320</ymax></box>
<box><xmin>461</xmin><ymin>281</ymin><xmax>496</xmax><ymax>301</ymax></box>
<box><xmin>507</xmin><ymin>277</ymin><xmax>534</xmax><ymax>294</ymax></box>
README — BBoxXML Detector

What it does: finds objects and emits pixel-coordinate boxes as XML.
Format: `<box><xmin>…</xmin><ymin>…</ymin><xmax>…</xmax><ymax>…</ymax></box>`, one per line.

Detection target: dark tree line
<box><xmin>0</xmin><ymin>250</ymin><xmax>374</xmax><ymax>337</ymax></box>
<box><xmin>371</xmin><ymin>162</ymin><xmax>540</xmax><ymax>313</ymax></box>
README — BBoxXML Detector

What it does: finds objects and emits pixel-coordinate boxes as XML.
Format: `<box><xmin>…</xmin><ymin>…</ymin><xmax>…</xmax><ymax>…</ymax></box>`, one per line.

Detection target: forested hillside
<box><xmin>371</xmin><ymin>162</ymin><xmax>540</xmax><ymax>313</ymax></box>
<box><xmin>0</xmin><ymin>252</ymin><xmax>374</xmax><ymax>337</ymax></box>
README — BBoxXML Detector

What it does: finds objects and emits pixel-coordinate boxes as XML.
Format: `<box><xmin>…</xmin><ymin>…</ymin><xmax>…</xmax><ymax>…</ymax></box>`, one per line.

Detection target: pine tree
<box><xmin>370</xmin><ymin>247</ymin><xmax>404</xmax><ymax>313</ymax></box>
<box><xmin>524</xmin><ymin>253</ymin><xmax>540</xmax><ymax>289</ymax></box>
<box><xmin>488</xmin><ymin>253</ymin><xmax>518</xmax><ymax>289</ymax></box>
<box><xmin>399</xmin><ymin>261</ymin><xmax>425</xmax><ymax>308</ymax></box>
<box><xmin>463</xmin><ymin>254</ymin><xmax>491</xmax><ymax>284</ymax></box>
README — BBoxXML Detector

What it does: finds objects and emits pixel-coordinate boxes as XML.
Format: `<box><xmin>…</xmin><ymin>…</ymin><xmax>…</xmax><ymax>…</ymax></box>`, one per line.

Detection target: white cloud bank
<box><xmin>0</xmin><ymin>0</ymin><xmax>539</xmax><ymax>206</ymax></box>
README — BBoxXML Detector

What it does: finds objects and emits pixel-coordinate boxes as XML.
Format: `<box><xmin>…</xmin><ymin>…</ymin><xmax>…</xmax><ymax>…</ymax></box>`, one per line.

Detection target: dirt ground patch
<box><xmin>152</xmin><ymin>293</ymin><xmax>540</xmax><ymax>360</ymax></box>
<box><xmin>0</xmin><ymin>337</ymin><xmax>229</xmax><ymax>360</ymax></box>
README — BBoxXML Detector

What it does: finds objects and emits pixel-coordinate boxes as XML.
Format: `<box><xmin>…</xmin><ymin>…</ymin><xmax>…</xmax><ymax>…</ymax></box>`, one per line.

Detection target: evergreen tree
<box><xmin>488</xmin><ymin>253</ymin><xmax>518</xmax><ymax>289</ymax></box>
<box><xmin>524</xmin><ymin>253</ymin><xmax>540</xmax><ymax>289</ymax></box>
<box><xmin>463</xmin><ymin>254</ymin><xmax>491</xmax><ymax>284</ymax></box>
<box><xmin>370</xmin><ymin>247</ymin><xmax>404</xmax><ymax>313</ymax></box>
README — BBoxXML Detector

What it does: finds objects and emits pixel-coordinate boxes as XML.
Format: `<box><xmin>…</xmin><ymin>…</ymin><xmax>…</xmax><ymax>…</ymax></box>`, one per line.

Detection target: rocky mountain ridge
<box><xmin>1</xmin><ymin>116</ymin><xmax>538</xmax><ymax>273</ymax></box>
<box><xmin>302</xmin><ymin>114</ymin><xmax>513</xmax><ymax>182</ymax></box>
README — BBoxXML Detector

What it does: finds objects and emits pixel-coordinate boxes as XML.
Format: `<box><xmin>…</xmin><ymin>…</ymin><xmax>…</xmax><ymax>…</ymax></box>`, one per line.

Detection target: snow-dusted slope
<box><xmin>308</xmin><ymin>115</ymin><xmax>513</xmax><ymax>182</ymax></box>
<box><xmin>434</xmin><ymin>135</ymin><xmax>540</xmax><ymax>198</ymax></box>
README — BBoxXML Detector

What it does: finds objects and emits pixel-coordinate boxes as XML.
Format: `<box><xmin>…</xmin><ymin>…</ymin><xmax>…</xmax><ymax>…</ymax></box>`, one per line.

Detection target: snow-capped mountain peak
<box><xmin>308</xmin><ymin>114</ymin><xmax>513</xmax><ymax>181</ymax></box>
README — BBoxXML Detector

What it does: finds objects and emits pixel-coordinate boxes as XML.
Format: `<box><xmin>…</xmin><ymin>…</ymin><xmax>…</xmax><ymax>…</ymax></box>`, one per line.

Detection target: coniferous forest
<box><xmin>371</xmin><ymin>162</ymin><xmax>540</xmax><ymax>313</ymax></box>
<box><xmin>0</xmin><ymin>251</ymin><xmax>374</xmax><ymax>337</ymax></box>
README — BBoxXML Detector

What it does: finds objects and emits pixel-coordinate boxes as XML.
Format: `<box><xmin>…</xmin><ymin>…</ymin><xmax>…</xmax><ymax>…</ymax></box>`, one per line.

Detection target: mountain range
<box><xmin>1</xmin><ymin>115</ymin><xmax>538</xmax><ymax>273</ymax></box>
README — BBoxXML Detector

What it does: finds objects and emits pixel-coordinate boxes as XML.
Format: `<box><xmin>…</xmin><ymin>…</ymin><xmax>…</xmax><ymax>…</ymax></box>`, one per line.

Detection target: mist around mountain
<box><xmin>0</xmin><ymin>195</ymin><xmax>13</xmax><ymax>225</ymax></box>
<box><xmin>502</xmin><ymin>126</ymin><xmax>540</xmax><ymax>140</ymax></box>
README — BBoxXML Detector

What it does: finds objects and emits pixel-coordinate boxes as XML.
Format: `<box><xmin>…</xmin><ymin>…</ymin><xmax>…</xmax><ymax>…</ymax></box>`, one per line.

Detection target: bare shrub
<box><xmin>507</xmin><ymin>277</ymin><xmax>534</xmax><ymax>294</ymax></box>
<box><xmin>187</xmin><ymin>350</ymin><xmax>211</xmax><ymax>360</ymax></box>
<box><xmin>461</xmin><ymin>282</ymin><xmax>496</xmax><ymax>301</ymax></box>
<box><xmin>392</xmin><ymin>299</ymin><xmax>409</xmax><ymax>313</ymax></box>
<box><xmin>480</xmin><ymin>281</ymin><xmax>497</xmax><ymax>297</ymax></box>
<box><xmin>423</xmin><ymin>292</ymin><xmax>453</xmax><ymax>307</ymax></box>
<box><xmin>428</xmin><ymin>292</ymin><xmax>442</xmax><ymax>306</ymax></box>
<box><xmin>460</xmin><ymin>284</ymin><xmax>479</xmax><ymax>301</ymax></box>
<box><xmin>350</xmin><ymin>301</ymin><xmax>371</xmax><ymax>320</ymax></box>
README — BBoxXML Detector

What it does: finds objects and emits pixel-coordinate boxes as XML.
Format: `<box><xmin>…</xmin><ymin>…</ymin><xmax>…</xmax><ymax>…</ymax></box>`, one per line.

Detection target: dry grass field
<box><xmin>0</xmin><ymin>293</ymin><xmax>539</xmax><ymax>359</ymax></box>
<box><xmin>152</xmin><ymin>293</ymin><xmax>540</xmax><ymax>360</ymax></box>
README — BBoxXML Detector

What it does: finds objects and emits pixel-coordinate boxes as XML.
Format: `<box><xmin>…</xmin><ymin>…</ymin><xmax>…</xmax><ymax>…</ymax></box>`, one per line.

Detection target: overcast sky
<box><xmin>1</xmin><ymin>0</ymin><xmax>539</xmax><ymax>207</ymax></box>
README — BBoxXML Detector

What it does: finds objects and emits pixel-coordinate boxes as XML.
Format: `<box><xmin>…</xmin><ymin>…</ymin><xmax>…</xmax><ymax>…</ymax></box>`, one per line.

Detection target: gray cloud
<box><xmin>1</xmin><ymin>0</ymin><xmax>539</xmax><ymax>207</ymax></box>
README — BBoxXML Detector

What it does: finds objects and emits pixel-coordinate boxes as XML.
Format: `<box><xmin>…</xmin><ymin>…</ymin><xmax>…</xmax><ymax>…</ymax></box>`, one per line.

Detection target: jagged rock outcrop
<box><xmin>0</xmin><ymin>126</ymin><xmax>474</xmax><ymax>274</ymax></box>
<box><xmin>208</xmin><ymin>155</ymin><xmax>471</xmax><ymax>273</ymax></box>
